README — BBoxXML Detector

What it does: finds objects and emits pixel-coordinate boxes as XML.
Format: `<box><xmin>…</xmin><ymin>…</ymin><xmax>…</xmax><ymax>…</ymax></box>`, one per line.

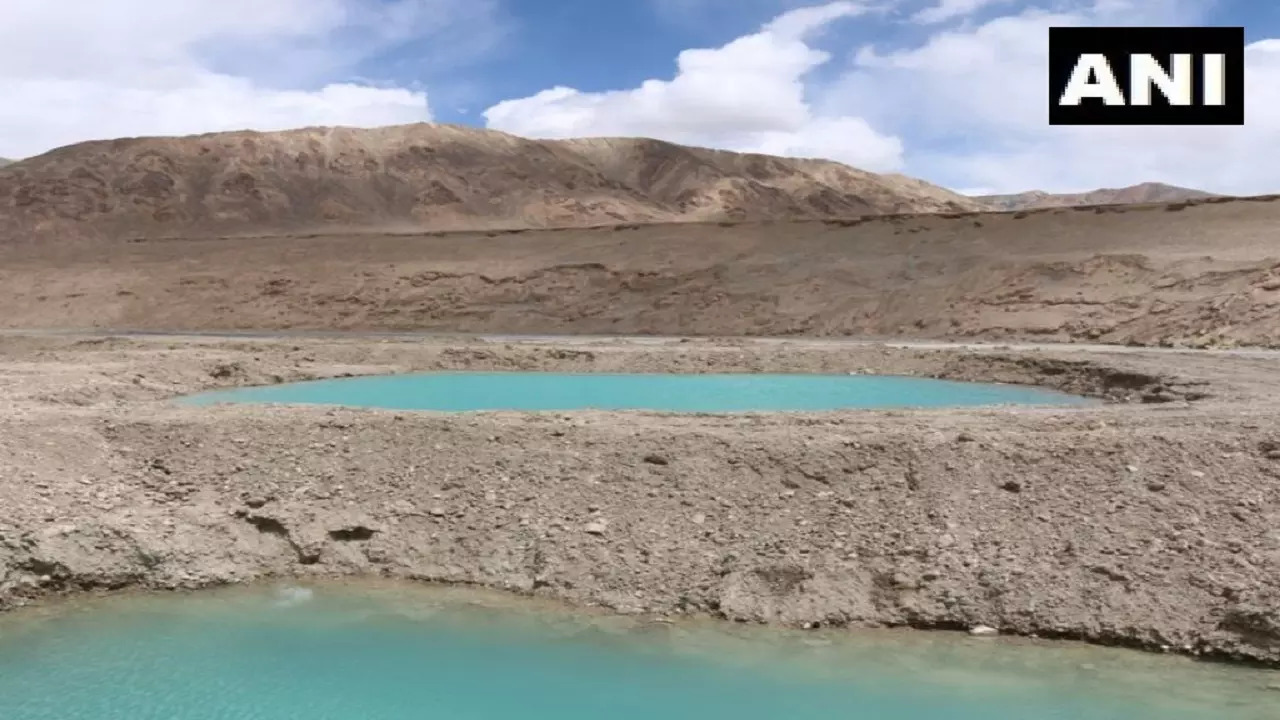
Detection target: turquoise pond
<box><xmin>179</xmin><ymin>372</ymin><xmax>1095</xmax><ymax>411</ymax></box>
<box><xmin>0</xmin><ymin>583</ymin><xmax>1275</xmax><ymax>720</ymax></box>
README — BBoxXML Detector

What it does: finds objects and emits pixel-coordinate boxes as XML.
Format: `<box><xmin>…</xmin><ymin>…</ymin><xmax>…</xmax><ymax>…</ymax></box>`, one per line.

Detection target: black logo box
<box><xmin>1049</xmin><ymin>26</ymin><xmax>1244</xmax><ymax>125</ymax></box>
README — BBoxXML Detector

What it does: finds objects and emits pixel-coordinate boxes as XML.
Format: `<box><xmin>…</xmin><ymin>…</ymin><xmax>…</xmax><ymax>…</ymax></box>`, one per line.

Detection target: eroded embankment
<box><xmin>3</xmin><ymin>197</ymin><xmax>1280</xmax><ymax>347</ymax></box>
<box><xmin>0</xmin><ymin>336</ymin><xmax>1278</xmax><ymax>666</ymax></box>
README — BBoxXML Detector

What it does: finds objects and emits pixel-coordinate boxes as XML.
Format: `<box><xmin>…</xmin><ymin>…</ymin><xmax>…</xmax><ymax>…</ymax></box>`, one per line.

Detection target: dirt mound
<box><xmin>2</xmin><ymin>194</ymin><xmax>1278</xmax><ymax>347</ymax></box>
<box><xmin>976</xmin><ymin>182</ymin><xmax>1220</xmax><ymax>211</ymax></box>
<box><xmin>0</xmin><ymin>124</ymin><xmax>980</xmax><ymax>241</ymax></box>
<box><xmin>2</xmin><ymin>336</ymin><xmax>1279</xmax><ymax>666</ymax></box>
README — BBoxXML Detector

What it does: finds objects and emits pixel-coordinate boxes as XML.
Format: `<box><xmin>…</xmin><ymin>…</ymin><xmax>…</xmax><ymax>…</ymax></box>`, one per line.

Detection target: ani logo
<box><xmin>1049</xmin><ymin>26</ymin><xmax>1244</xmax><ymax>125</ymax></box>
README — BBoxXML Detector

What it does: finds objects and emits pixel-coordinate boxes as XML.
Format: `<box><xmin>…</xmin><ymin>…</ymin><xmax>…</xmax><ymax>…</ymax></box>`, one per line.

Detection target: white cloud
<box><xmin>486</xmin><ymin>0</ymin><xmax>1276</xmax><ymax>194</ymax></box>
<box><xmin>820</xmin><ymin>0</ymin><xmax>1280</xmax><ymax>194</ymax></box>
<box><xmin>483</xmin><ymin>1</ymin><xmax>905</xmax><ymax>172</ymax></box>
<box><xmin>0</xmin><ymin>0</ymin><xmax>500</xmax><ymax>159</ymax></box>
<box><xmin>910</xmin><ymin>0</ymin><xmax>1011</xmax><ymax>24</ymax></box>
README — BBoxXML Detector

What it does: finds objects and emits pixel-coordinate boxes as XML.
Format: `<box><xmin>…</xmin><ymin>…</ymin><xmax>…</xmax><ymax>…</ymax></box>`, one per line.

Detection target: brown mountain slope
<box><xmin>0</xmin><ymin>124</ymin><xmax>980</xmax><ymax>241</ymax></box>
<box><xmin>976</xmin><ymin>182</ymin><xmax>1219</xmax><ymax>211</ymax></box>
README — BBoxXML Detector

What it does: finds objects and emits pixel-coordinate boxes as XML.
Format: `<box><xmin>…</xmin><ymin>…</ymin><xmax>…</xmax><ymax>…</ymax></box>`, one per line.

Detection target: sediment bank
<box><xmin>1</xmin><ymin>334</ymin><xmax>1277</xmax><ymax>666</ymax></box>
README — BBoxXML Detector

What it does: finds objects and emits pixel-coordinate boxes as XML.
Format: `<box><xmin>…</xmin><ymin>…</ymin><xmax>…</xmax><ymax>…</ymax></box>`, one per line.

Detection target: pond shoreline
<box><xmin>1</xmin><ymin>334</ymin><xmax>1278</xmax><ymax>667</ymax></box>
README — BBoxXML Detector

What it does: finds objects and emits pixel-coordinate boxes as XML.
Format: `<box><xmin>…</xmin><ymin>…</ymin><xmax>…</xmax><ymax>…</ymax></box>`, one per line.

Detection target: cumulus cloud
<box><xmin>0</xmin><ymin>0</ymin><xmax>500</xmax><ymax>159</ymax></box>
<box><xmin>483</xmin><ymin>1</ymin><xmax>905</xmax><ymax>171</ymax></box>
<box><xmin>536</xmin><ymin>0</ymin><xmax>1275</xmax><ymax>195</ymax></box>
<box><xmin>822</xmin><ymin>0</ymin><xmax>1279</xmax><ymax>194</ymax></box>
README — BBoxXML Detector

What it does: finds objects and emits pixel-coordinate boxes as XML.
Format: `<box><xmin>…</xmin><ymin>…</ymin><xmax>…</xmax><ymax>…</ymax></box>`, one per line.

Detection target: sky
<box><xmin>1</xmin><ymin>0</ymin><xmax>1276</xmax><ymax>195</ymax></box>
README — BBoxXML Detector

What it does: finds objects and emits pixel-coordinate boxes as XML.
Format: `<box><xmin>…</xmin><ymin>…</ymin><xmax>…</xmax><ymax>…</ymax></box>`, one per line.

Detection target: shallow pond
<box><xmin>0</xmin><ymin>582</ymin><xmax>1274</xmax><ymax>719</ymax></box>
<box><xmin>179</xmin><ymin>372</ymin><xmax>1095</xmax><ymax>412</ymax></box>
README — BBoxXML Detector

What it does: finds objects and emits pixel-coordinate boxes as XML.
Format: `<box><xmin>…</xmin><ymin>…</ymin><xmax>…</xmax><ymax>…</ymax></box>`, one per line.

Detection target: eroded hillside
<box><xmin>2</xmin><ymin>196</ymin><xmax>1277</xmax><ymax>347</ymax></box>
<box><xmin>0</xmin><ymin>124</ymin><xmax>980</xmax><ymax>240</ymax></box>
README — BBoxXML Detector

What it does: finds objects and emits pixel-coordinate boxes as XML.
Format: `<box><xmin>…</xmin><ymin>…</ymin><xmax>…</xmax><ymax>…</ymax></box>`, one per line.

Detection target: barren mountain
<box><xmin>0</xmin><ymin>124</ymin><xmax>980</xmax><ymax>241</ymax></box>
<box><xmin>975</xmin><ymin>182</ymin><xmax>1219</xmax><ymax>211</ymax></box>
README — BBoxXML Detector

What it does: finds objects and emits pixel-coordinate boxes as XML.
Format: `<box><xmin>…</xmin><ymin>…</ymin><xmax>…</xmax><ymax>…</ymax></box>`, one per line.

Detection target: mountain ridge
<box><xmin>0</xmin><ymin>123</ymin><xmax>982</xmax><ymax>241</ymax></box>
<box><xmin>974</xmin><ymin>182</ymin><xmax>1219</xmax><ymax>211</ymax></box>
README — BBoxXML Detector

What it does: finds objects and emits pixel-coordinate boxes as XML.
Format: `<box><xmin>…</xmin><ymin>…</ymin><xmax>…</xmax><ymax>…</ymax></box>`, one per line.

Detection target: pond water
<box><xmin>0</xmin><ymin>584</ymin><xmax>1275</xmax><ymax>719</ymax></box>
<box><xmin>179</xmin><ymin>372</ymin><xmax>1094</xmax><ymax>412</ymax></box>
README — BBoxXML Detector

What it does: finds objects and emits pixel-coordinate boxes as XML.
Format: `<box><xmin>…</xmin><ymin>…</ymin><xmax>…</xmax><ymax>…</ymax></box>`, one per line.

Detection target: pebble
<box><xmin>968</xmin><ymin>625</ymin><xmax>999</xmax><ymax>637</ymax></box>
<box><xmin>584</xmin><ymin>520</ymin><xmax>608</xmax><ymax>535</ymax></box>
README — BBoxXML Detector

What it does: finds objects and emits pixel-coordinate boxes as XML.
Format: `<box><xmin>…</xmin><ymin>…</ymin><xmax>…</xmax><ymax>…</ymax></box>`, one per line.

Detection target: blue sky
<box><xmin>425</xmin><ymin>0</ymin><xmax>1276</xmax><ymax>121</ymax></box>
<box><xmin>2</xmin><ymin>1</ymin><xmax>1277</xmax><ymax>195</ymax></box>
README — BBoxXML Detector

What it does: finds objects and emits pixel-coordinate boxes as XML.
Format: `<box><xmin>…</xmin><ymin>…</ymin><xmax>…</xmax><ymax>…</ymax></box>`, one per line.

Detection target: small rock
<box><xmin>956</xmin><ymin>432</ymin><xmax>976</xmax><ymax>443</ymax></box>
<box><xmin>584</xmin><ymin>520</ymin><xmax>608</xmax><ymax>535</ymax></box>
<box><xmin>428</xmin><ymin>506</ymin><xmax>447</xmax><ymax>517</ymax></box>
<box><xmin>999</xmin><ymin>480</ymin><xmax>1022</xmax><ymax>493</ymax></box>
<box><xmin>969</xmin><ymin>625</ymin><xmax>999</xmax><ymax>637</ymax></box>
<box><xmin>1146</xmin><ymin>481</ymin><xmax>1167</xmax><ymax>492</ymax></box>
<box><xmin>642</xmin><ymin>454</ymin><xmax>670</xmax><ymax>466</ymax></box>
<box><xmin>1126</xmin><ymin>465</ymin><xmax>1139</xmax><ymax>473</ymax></box>
<box><xmin>691</xmin><ymin>513</ymin><xmax>706</xmax><ymax>525</ymax></box>
<box><xmin>1189</xmin><ymin>470</ymin><xmax>1206</xmax><ymax>479</ymax></box>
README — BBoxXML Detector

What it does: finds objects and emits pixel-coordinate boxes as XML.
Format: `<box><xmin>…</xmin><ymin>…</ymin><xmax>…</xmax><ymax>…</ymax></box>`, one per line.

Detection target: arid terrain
<box><xmin>1</xmin><ymin>125</ymin><xmax>1278</xmax><ymax>671</ymax></box>
<box><xmin>0</xmin><ymin>333</ymin><xmax>1277</xmax><ymax>666</ymax></box>
<box><xmin>975</xmin><ymin>182</ymin><xmax>1219</xmax><ymax>211</ymax></box>
<box><xmin>0</xmin><ymin>123</ymin><xmax>981</xmax><ymax>241</ymax></box>
<box><xmin>2</xmin><ymin>192</ymin><xmax>1277</xmax><ymax>347</ymax></box>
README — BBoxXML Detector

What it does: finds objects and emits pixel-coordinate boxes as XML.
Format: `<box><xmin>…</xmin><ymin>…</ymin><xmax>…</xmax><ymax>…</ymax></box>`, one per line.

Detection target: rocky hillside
<box><xmin>0</xmin><ymin>124</ymin><xmax>981</xmax><ymax>240</ymax></box>
<box><xmin>975</xmin><ymin>182</ymin><xmax>1219</xmax><ymax>211</ymax></box>
<box><xmin>0</xmin><ymin>159</ymin><xmax>12</xmax><ymax>168</ymax></box>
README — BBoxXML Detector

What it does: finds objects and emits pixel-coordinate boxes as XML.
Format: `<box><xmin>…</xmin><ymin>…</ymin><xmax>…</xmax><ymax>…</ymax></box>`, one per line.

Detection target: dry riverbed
<box><xmin>1</xmin><ymin>333</ymin><xmax>1278</xmax><ymax>666</ymax></box>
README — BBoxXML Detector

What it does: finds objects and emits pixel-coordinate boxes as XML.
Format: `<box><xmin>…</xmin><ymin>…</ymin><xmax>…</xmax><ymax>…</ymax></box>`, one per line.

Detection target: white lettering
<box><xmin>1131</xmin><ymin>53</ymin><xmax>1193</xmax><ymax>105</ymax></box>
<box><xmin>1059</xmin><ymin>54</ymin><xmax>1125</xmax><ymax>105</ymax></box>
<box><xmin>1202</xmin><ymin>53</ymin><xmax>1226</xmax><ymax>105</ymax></box>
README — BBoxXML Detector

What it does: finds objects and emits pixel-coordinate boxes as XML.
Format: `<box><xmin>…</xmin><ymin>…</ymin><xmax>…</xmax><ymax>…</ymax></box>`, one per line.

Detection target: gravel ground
<box><xmin>1</xmin><ymin>333</ymin><xmax>1277</xmax><ymax>666</ymax></box>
